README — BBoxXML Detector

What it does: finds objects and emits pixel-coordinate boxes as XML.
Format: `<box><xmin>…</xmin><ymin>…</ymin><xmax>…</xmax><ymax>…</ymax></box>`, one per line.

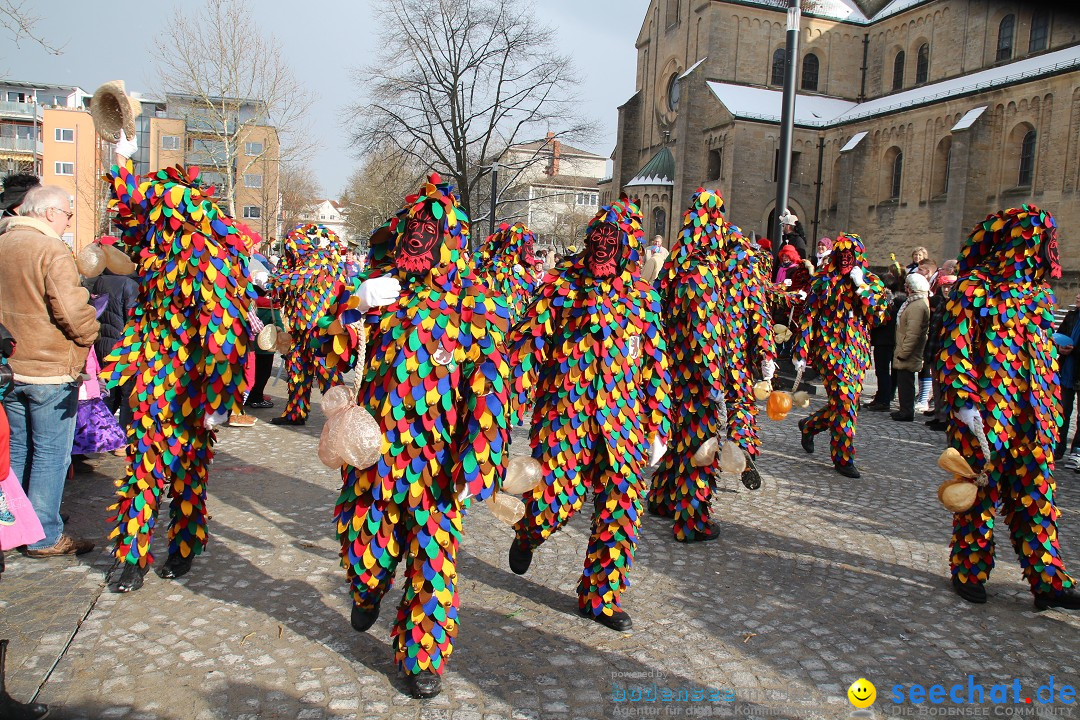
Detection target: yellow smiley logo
<box><xmin>848</xmin><ymin>678</ymin><xmax>876</xmax><ymax>709</ymax></box>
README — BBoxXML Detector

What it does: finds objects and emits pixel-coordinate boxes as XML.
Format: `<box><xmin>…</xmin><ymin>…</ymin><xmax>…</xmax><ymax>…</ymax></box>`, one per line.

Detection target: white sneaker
<box><xmin>913</xmin><ymin>402</ymin><xmax>929</xmax><ymax>413</ymax></box>
<box><xmin>1064</xmin><ymin>451</ymin><xmax>1080</xmax><ymax>471</ymax></box>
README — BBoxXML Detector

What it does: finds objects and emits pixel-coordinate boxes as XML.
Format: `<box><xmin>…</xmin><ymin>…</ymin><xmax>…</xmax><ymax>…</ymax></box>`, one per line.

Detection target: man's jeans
<box><xmin>3</xmin><ymin>381</ymin><xmax>79</xmax><ymax>549</ymax></box>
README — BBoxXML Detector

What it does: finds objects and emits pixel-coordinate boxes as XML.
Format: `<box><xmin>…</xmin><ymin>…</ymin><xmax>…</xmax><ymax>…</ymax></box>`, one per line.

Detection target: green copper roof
<box><xmin>625</xmin><ymin>146</ymin><xmax>675</xmax><ymax>187</ymax></box>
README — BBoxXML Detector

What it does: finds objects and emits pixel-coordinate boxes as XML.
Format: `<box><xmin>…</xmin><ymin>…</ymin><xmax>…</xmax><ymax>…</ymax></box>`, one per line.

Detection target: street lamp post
<box><xmin>774</xmin><ymin>0</ymin><xmax>800</xmax><ymax>251</ymax></box>
<box><xmin>489</xmin><ymin>161</ymin><xmax>499</xmax><ymax>238</ymax></box>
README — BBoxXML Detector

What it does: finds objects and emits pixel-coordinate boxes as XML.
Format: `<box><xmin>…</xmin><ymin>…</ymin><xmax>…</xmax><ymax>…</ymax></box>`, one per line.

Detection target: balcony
<box><xmin>0</xmin><ymin>101</ymin><xmax>44</xmax><ymax>121</ymax></box>
<box><xmin>0</xmin><ymin>137</ymin><xmax>44</xmax><ymax>155</ymax></box>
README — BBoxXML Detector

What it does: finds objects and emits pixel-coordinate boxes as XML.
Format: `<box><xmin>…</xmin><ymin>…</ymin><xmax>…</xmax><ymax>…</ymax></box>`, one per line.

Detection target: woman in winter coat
<box><xmin>891</xmin><ymin>273</ymin><xmax>930</xmax><ymax>421</ymax></box>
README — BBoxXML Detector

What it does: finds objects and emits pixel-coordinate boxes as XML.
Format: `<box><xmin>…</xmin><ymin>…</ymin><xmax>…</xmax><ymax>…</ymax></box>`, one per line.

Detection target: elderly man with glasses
<box><xmin>0</xmin><ymin>184</ymin><xmax>99</xmax><ymax>558</ymax></box>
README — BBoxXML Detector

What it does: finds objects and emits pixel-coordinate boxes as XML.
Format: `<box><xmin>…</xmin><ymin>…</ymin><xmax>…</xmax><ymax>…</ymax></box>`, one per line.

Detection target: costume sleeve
<box><xmin>938</xmin><ymin>279</ymin><xmax>982</xmax><ymax>411</ymax></box>
<box><xmin>854</xmin><ymin>271</ymin><xmax>888</xmax><ymax>328</ymax></box>
<box><xmin>104</xmin><ymin>158</ymin><xmax>149</xmax><ymax>245</ymax></box>
<box><xmin>640</xmin><ymin>288</ymin><xmax>672</xmax><ymax>442</ymax></box>
<box><xmin>792</xmin><ymin>281</ymin><xmax>819</xmax><ymax>366</ymax></box>
<box><xmin>505</xmin><ymin>290</ymin><xmax>555</xmax><ymax>425</ymax></box>
<box><xmin>453</xmin><ymin>330</ymin><xmax>511</xmax><ymax>504</ymax></box>
<box><xmin>750</xmin><ymin>279</ymin><xmax>778</xmax><ymax>366</ymax></box>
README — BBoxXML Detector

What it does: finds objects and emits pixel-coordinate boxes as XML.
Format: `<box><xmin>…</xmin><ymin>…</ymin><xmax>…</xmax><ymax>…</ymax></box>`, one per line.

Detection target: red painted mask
<box><xmin>1042</xmin><ymin>229</ymin><xmax>1061</xmax><ymax>279</ymax></box>
<box><xmin>521</xmin><ymin>236</ymin><xmax>537</xmax><ymax>267</ymax></box>
<box><xmin>586</xmin><ymin>222</ymin><xmax>619</xmax><ymax>278</ymax></box>
<box><xmin>397</xmin><ymin>208</ymin><xmax>439</xmax><ymax>274</ymax></box>
<box><xmin>837</xmin><ymin>248</ymin><xmax>855</xmax><ymax>275</ymax></box>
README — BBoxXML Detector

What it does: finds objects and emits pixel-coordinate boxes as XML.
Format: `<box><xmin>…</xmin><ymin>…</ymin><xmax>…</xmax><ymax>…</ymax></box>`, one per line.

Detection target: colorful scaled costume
<box><xmin>102</xmin><ymin>161</ymin><xmax>253</xmax><ymax>587</ymax></box>
<box><xmin>272</xmin><ymin>223</ymin><xmax>349</xmax><ymax>424</ymax></box>
<box><xmin>473</xmin><ymin>222</ymin><xmax>541</xmax><ymax>322</ymax></box>
<box><xmin>506</xmin><ymin>199</ymin><xmax>671</xmax><ymax>628</ymax></box>
<box><xmin>330</xmin><ymin>176</ymin><xmax>512</xmax><ymax>693</ymax></box>
<box><xmin>646</xmin><ymin>189</ymin><xmax>731</xmax><ymax>541</ymax></box>
<box><xmin>942</xmin><ymin>206</ymin><xmax>1076</xmax><ymax>605</ymax></box>
<box><xmin>793</xmin><ymin>233</ymin><xmax>886</xmax><ymax>476</ymax></box>
<box><xmin>722</xmin><ymin>228</ymin><xmax>777</xmax><ymax>473</ymax></box>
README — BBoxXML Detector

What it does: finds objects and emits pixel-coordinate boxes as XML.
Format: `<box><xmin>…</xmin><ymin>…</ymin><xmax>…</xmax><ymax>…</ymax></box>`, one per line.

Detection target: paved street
<box><xmin>2</xmin><ymin>370</ymin><xmax>1079</xmax><ymax>720</ymax></box>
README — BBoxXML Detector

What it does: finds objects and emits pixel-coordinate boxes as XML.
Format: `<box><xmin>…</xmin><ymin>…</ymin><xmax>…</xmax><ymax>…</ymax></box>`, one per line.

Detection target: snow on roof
<box><xmin>840</xmin><ymin>131</ymin><xmax>868</xmax><ymax>152</ymax></box>
<box><xmin>706</xmin><ymin>82</ymin><xmax>856</xmax><ymax>125</ymax></box>
<box><xmin>731</xmin><ymin>0</ymin><xmax>868</xmax><ymax>23</ymax></box>
<box><xmin>951</xmin><ymin>106</ymin><xmax>988</xmax><ymax>132</ymax></box>
<box><xmin>708</xmin><ymin>43</ymin><xmax>1080</xmax><ymax>128</ymax></box>
<box><xmin>678</xmin><ymin>57</ymin><xmax>708</xmax><ymax>80</ymax></box>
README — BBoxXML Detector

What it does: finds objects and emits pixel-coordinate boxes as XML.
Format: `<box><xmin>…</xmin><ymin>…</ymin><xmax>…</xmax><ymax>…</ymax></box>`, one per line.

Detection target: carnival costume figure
<box><xmin>473</xmin><ymin>222</ymin><xmax>542</xmax><ymax>323</ymax></box>
<box><xmin>505</xmin><ymin>199</ymin><xmax>671</xmax><ymax>631</ymax></box>
<box><xmin>270</xmin><ymin>223</ymin><xmax>350</xmax><ymax>426</ymax></box>
<box><xmin>646</xmin><ymin>189</ymin><xmax>749</xmax><ymax>542</ymax></box>
<box><xmin>101</xmin><ymin>141</ymin><xmax>254</xmax><ymax>592</ymax></box>
<box><xmin>793</xmin><ymin>233</ymin><xmax>887</xmax><ymax>478</ymax></box>
<box><xmin>329</xmin><ymin>174</ymin><xmax>513</xmax><ymax>698</ymax></box>
<box><xmin>941</xmin><ymin>205</ymin><xmax>1079</xmax><ymax>610</ymax></box>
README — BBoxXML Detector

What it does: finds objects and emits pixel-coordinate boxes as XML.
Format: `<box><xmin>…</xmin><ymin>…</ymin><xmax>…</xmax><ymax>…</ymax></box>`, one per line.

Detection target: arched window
<box><xmin>1019</xmin><ymin>130</ymin><xmax>1036</xmax><ymax>186</ymax></box>
<box><xmin>801</xmin><ymin>52</ymin><xmax>819</xmax><ymax>91</ymax></box>
<box><xmin>666</xmin><ymin>73</ymin><xmax>680</xmax><ymax>112</ymax></box>
<box><xmin>997</xmin><ymin>14</ymin><xmax>1015</xmax><ymax>61</ymax></box>
<box><xmin>1030</xmin><ymin>9</ymin><xmax>1049</xmax><ymax>53</ymax></box>
<box><xmin>706</xmin><ymin>148</ymin><xmax>722</xmax><ymax>180</ymax></box>
<box><xmin>771</xmin><ymin>48</ymin><xmax>786</xmax><ymax>86</ymax></box>
<box><xmin>665</xmin><ymin>0</ymin><xmax>680</xmax><ymax>27</ymax></box>
<box><xmin>892</xmin><ymin>50</ymin><xmax>905</xmax><ymax>90</ymax></box>
<box><xmin>932</xmin><ymin>137</ymin><xmax>951</xmax><ymax>197</ymax></box>
<box><xmin>915</xmin><ymin>44</ymin><xmax>929</xmax><ymax>84</ymax></box>
<box><xmin>653</xmin><ymin>206</ymin><xmax>667</xmax><ymax>238</ymax></box>
<box><xmin>891</xmin><ymin>151</ymin><xmax>903</xmax><ymax>199</ymax></box>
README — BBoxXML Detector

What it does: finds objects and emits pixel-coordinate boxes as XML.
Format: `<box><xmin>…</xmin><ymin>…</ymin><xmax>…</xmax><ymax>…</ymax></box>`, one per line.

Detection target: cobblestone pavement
<box><xmin>1</xmin><ymin>371</ymin><xmax>1078</xmax><ymax>720</ymax></box>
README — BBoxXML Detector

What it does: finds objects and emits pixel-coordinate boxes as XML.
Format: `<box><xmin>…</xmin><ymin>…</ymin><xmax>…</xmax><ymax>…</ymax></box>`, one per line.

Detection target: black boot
<box><xmin>109</xmin><ymin>562</ymin><xmax>147</xmax><ymax>593</ymax></box>
<box><xmin>405</xmin><ymin>672</ymin><xmax>442</xmax><ymax>699</ymax></box>
<box><xmin>834</xmin><ymin>463</ymin><xmax>861</xmax><ymax>479</ymax></box>
<box><xmin>160</xmin><ymin>552</ymin><xmax>193</xmax><ymax>579</ymax></box>
<box><xmin>269</xmin><ymin>416</ymin><xmax>305</xmax><ymax>426</ymax></box>
<box><xmin>579</xmin><ymin>606</ymin><xmax>633</xmax><ymax>631</ymax></box>
<box><xmin>646</xmin><ymin>503</ymin><xmax>674</xmax><ymax>519</ymax></box>
<box><xmin>952</xmin><ymin>575</ymin><xmax>987</xmax><ymax>604</ymax></box>
<box><xmin>798</xmin><ymin>418</ymin><xmax>814</xmax><ymax>454</ymax></box>
<box><xmin>0</xmin><ymin>640</ymin><xmax>49</xmax><ymax>720</ymax></box>
<box><xmin>508</xmin><ymin>539</ymin><xmax>533</xmax><ymax>575</ymax></box>
<box><xmin>350</xmin><ymin>601</ymin><xmax>380</xmax><ymax>632</ymax></box>
<box><xmin>741</xmin><ymin>455</ymin><xmax>762</xmax><ymax>490</ymax></box>
<box><xmin>1033</xmin><ymin>588</ymin><xmax>1080</xmax><ymax>611</ymax></box>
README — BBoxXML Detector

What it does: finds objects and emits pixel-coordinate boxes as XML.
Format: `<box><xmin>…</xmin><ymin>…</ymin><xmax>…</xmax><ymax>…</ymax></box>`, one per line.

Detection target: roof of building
<box><xmin>707</xmin><ymin>43</ymin><xmax>1080</xmax><ymax>128</ymax></box>
<box><xmin>529</xmin><ymin>174</ymin><xmax>602</xmax><ymax>189</ymax></box>
<box><xmin>724</xmin><ymin>0</ymin><xmax>931</xmax><ymax>25</ymax></box>
<box><xmin>509</xmin><ymin>138</ymin><xmax>606</xmax><ymax>159</ymax></box>
<box><xmin>625</xmin><ymin>147</ymin><xmax>676</xmax><ymax>187</ymax></box>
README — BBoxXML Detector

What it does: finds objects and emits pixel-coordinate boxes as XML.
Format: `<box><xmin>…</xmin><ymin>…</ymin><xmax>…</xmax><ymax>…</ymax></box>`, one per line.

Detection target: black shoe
<box><xmin>922</xmin><ymin>408</ymin><xmax>937</xmax><ymax>416</ymax></box>
<box><xmin>740</xmin><ymin>456</ymin><xmax>762</xmax><ymax>490</ymax></box>
<box><xmin>159</xmin><ymin>552</ymin><xmax>193</xmax><ymax>579</ymax></box>
<box><xmin>890</xmin><ymin>412</ymin><xmax>914</xmax><ymax>422</ymax></box>
<box><xmin>1033</xmin><ymin>588</ymin><xmax>1080</xmax><ymax>611</ymax></box>
<box><xmin>676</xmin><ymin>522</ymin><xmax>720</xmax><ymax>543</ymax></box>
<box><xmin>269</xmin><ymin>416</ymin><xmax>305</xmax><ymax>426</ymax></box>
<box><xmin>109</xmin><ymin>563</ymin><xmax>147</xmax><ymax>593</ymax></box>
<box><xmin>579</xmin><ymin>606</ymin><xmax>633</xmax><ymax>631</ymax></box>
<box><xmin>798</xmin><ymin>418</ymin><xmax>814</xmax><ymax>454</ymax></box>
<box><xmin>405</xmin><ymin>672</ymin><xmax>441</xmax><ymax>699</ymax></box>
<box><xmin>508</xmin><ymin>539</ymin><xmax>533</xmax><ymax>575</ymax></box>
<box><xmin>834</xmin><ymin>463</ymin><xmax>861</xmax><ymax>479</ymax></box>
<box><xmin>246</xmin><ymin>399</ymin><xmax>274</xmax><ymax>409</ymax></box>
<box><xmin>0</xmin><ymin>639</ymin><xmax>50</xmax><ymax>720</ymax></box>
<box><xmin>926</xmin><ymin>419</ymin><xmax>948</xmax><ymax>431</ymax></box>
<box><xmin>350</xmin><ymin>601</ymin><xmax>380</xmax><ymax>632</ymax></box>
<box><xmin>865</xmin><ymin>403</ymin><xmax>890</xmax><ymax>412</ymax></box>
<box><xmin>952</xmin><ymin>575</ymin><xmax>987</xmax><ymax>604</ymax></box>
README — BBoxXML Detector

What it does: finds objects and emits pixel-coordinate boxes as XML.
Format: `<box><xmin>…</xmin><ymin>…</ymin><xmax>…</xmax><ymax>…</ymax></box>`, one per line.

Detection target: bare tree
<box><xmin>154</xmin><ymin>0</ymin><xmax>314</xmax><ymax>216</ymax></box>
<box><xmin>348</xmin><ymin>0</ymin><xmax>592</xmax><ymax>226</ymax></box>
<box><xmin>0</xmin><ymin>0</ymin><xmax>63</xmax><ymax>54</ymax></box>
<box><xmin>277</xmin><ymin>162</ymin><xmax>323</xmax><ymax>240</ymax></box>
<box><xmin>339</xmin><ymin>148</ymin><xmax>427</xmax><ymax>247</ymax></box>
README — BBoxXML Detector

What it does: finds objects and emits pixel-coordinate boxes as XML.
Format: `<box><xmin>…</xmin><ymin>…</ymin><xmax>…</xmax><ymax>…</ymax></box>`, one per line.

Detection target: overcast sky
<box><xmin>2</xmin><ymin>0</ymin><xmax>649</xmax><ymax>198</ymax></box>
